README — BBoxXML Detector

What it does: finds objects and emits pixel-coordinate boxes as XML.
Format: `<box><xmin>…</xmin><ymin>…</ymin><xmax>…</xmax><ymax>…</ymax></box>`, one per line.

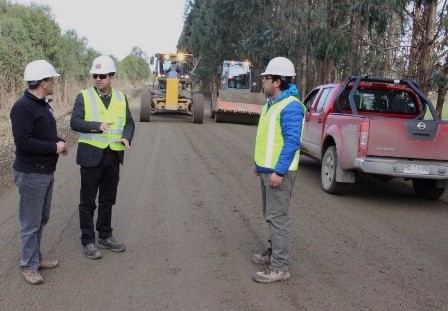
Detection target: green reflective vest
<box><xmin>78</xmin><ymin>87</ymin><xmax>126</xmax><ymax>151</ymax></box>
<box><xmin>254</xmin><ymin>96</ymin><xmax>304</xmax><ymax>171</ymax></box>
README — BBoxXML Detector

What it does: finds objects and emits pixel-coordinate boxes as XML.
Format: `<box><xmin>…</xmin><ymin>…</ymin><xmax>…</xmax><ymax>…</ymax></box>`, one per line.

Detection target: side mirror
<box><xmin>150</xmin><ymin>56</ymin><xmax>154</xmax><ymax>65</ymax></box>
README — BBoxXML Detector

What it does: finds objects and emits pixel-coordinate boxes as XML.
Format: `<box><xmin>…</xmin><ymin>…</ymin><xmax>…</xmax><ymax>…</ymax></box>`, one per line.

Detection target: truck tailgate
<box><xmin>367</xmin><ymin>118</ymin><xmax>448</xmax><ymax>161</ymax></box>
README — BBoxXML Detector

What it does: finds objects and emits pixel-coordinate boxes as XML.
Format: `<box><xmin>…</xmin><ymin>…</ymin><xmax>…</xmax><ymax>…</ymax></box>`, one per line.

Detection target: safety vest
<box><xmin>254</xmin><ymin>96</ymin><xmax>305</xmax><ymax>171</ymax></box>
<box><xmin>78</xmin><ymin>88</ymin><xmax>126</xmax><ymax>151</ymax></box>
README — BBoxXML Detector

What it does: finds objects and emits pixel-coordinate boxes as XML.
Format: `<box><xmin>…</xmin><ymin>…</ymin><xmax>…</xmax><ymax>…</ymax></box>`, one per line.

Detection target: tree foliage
<box><xmin>178</xmin><ymin>0</ymin><xmax>447</xmax><ymax>117</ymax></box>
<box><xmin>122</xmin><ymin>47</ymin><xmax>150</xmax><ymax>86</ymax></box>
<box><xmin>0</xmin><ymin>0</ymin><xmax>149</xmax><ymax>96</ymax></box>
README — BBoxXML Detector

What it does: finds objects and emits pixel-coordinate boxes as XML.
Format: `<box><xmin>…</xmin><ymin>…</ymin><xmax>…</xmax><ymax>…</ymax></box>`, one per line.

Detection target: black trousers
<box><xmin>79</xmin><ymin>150</ymin><xmax>120</xmax><ymax>246</ymax></box>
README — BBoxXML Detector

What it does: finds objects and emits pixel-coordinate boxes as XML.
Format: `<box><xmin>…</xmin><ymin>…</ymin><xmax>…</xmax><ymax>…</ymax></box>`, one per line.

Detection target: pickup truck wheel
<box><xmin>412</xmin><ymin>179</ymin><xmax>445</xmax><ymax>200</ymax></box>
<box><xmin>321</xmin><ymin>146</ymin><xmax>346</xmax><ymax>194</ymax></box>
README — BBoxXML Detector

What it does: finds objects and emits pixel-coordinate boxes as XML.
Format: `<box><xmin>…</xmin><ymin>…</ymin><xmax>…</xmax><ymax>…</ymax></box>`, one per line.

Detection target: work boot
<box><xmin>39</xmin><ymin>258</ymin><xmax>59</xmax><ymax>269</ymax></box>
<box><xmin>22</xmin><ymin>269</ymin><xmax>44</xmax><ymax>285</ymax></box>
<box><xmin>253</xmin><ymin>269</ymin><xmax>290</xmax><ymax>283</ymax></box>
<box><xmin>251</xmin><ymin>248</ymin><xmax>272</xmax><ymax>264</ymax></box>
<box><xmin>83</xmin><ymin>243</ymin><xmax>102</xmax><ymax>259</ymax></box>
<box><xmin>98</xmin><ymin>237</ymin><xmax>126</xmax><ymax>252</ymax></box>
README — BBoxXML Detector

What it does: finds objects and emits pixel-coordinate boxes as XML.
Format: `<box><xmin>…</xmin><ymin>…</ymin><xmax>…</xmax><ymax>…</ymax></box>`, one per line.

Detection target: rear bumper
<box><xmin>354</xmin><ymin>157</ymin><xmax>448</xmax><ymax>180</ymax></box>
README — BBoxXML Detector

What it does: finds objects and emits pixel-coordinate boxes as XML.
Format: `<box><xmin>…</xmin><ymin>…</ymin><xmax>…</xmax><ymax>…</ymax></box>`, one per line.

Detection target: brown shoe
<box><xmin>22</xmin><ymin>269</ymin><xmax>44</xmax><ymax>285</ymax></box>
<box><xmin>39</xmin><ymin>258</ymin><xmax>59</xmax><ymax>269</ymax></box>
<box><xmin>253</xmin><ymin>269</ymin><xmax>290</xmax><ymax>283</ymax></box>
<box><xmin>251</xmin><ymin>248</ymin><xmax>272</xmax><ymax>264</ymax></box>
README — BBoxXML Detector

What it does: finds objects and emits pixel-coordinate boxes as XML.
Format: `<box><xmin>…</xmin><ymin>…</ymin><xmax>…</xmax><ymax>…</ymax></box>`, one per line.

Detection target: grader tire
<box><xmin>140</xmin><ymin>89</ymin><xmax>152</xmax><ymax>122</ymax></box>
<box><xmin>192</xmin><ymin>93</ymin><xmax>204</xmax><ymax>124</ymax></box>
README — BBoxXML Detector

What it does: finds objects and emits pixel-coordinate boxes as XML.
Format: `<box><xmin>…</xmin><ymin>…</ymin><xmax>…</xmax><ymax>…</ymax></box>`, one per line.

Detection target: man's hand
<box><xmin>61</xmin><ymin>144</ymin><xmax>68</xmax><ymax>156</ymax></box>
<box><xmin>56</xmin><ymin>141</ymin><xmax>67</xmax><ymax>154</ymax></box>
<box><xmin>99</xmin><ymin>122</ymin><xmax>114</xmax><ymax>132</ymax></box>
<box><xmin>270</xmin><ymin>172</ymin><xmax>283</xmax><ymax>188</ymax></box>
<box><xmin>116</xmin><ymin>138</ymin><xmax>130</xmax><ymax>149</ymax></box>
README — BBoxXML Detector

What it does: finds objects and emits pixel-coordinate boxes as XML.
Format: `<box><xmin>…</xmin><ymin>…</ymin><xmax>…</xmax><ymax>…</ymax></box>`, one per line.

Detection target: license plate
<box><xmin>403</xmin><ymin>164</ymin><xmax>429</xmax><ymax>175</ymax></box>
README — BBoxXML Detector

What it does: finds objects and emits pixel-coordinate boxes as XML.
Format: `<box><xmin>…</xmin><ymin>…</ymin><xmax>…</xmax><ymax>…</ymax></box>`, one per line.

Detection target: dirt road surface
<box><xmin>1</xmin><ymin>91</ymin><xmax>448</xmax><ymax>311</ymax></box>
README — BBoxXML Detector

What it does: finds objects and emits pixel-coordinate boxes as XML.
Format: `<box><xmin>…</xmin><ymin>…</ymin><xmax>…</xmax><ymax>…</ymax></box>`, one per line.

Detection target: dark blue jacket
<box><xmin>10</xmin><ymin>90</ymin><xmax>64</xmax><ymax>173</ymax></box>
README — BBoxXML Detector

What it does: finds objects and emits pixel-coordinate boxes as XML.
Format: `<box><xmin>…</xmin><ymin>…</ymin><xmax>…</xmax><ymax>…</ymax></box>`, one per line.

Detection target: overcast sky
<box><xmin>12</xmin><ymin>0</ymin><xmax>187</xmax><ymax>60</ymax></box>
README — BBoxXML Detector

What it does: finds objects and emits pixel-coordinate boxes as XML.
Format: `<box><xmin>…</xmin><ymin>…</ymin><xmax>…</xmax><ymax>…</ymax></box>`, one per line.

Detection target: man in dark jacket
<box><xmin>70</xmin><ymin>55</ymin><xmax>135</xmax><ymax>259</ymax></box>
<box><xmin>10</xmin><ymin>60</ymin><xmax>67</xmax><ymax>285</ymax></box>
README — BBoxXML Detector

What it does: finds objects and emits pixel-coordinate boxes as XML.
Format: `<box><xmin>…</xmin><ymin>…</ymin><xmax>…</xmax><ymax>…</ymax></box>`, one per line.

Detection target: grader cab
<box><xmin>140</xmin><ymin>52</ymin><xmax>204</xmax><ymax>123</ymax></box>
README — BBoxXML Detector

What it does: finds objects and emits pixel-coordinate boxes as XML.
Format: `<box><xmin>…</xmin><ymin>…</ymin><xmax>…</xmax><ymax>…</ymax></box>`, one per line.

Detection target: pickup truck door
<box><xmin>302</xmin><ymin>87</ymin><xmax>334</xmax><ymax>158</ymax></box>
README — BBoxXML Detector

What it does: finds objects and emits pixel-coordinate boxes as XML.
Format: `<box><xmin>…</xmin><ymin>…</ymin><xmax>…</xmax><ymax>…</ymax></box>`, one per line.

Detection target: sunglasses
<box><xmin>92</xmin><ymin>74</ymin><xmax>108</xmax><ymax>79</ymax></box>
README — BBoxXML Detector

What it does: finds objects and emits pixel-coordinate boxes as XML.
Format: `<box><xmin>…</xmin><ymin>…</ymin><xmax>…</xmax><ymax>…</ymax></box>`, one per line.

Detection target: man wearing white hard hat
<box><xmin>10</xmin><ymin>59</ymin><xmax>68</xmax><ymax>285</ymax></box>
<box><xmin>252</xmin><ymin>57</ymin><xmax>306</xmax><ymax>283</ymax></box>
<box><xmin>70</xmin><ymin>55</ymin><xmax>135</xmax><ymax>259</ymax></box>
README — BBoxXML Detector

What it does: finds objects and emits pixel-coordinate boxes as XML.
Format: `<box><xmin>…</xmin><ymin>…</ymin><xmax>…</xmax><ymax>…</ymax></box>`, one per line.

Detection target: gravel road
<box><xmin>1</xmin><ymin>90</ymin><xmax>447</xmax><ymax>311</ymax></box>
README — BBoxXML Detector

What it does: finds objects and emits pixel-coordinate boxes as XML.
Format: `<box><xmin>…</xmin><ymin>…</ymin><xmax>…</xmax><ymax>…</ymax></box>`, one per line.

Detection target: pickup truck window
<box><xmin>316</xmin><ymin>87</ymin><xmax>334</xmax><ymax>112</ymax></box>
<box><xmin>339</xmin><ymin>88</ymin><xmax>417</xmax><ymax>115</ymax></box>
<box><xmin>304</xmin><ymin>90</ymin><xmax>319</xmax><ymax>111</ymax></box>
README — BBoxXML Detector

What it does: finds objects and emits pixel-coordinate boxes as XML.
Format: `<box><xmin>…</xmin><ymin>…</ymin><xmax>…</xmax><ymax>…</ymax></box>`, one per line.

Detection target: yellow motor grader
<box><xmin>140</xmin><ymin>52</ymin><xmax>204</xmax><ymax>123</ymax></box>
<box><xmin>210</xmin><ymin>60</ymin><xmax>266</xmax><ymax>125</ymax></box>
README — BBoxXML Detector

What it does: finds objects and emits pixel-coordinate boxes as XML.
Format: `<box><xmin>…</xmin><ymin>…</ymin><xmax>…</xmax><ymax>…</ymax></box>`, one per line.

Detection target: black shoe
<box><xmin>98</xmin><ymin>237</ymin><xmax>126</xmax><ymax>252</ymax></box>
<box><xmin>83</xmin><ymin>243</ymin><xmax>103</xmax><ymax>259</ymax></box>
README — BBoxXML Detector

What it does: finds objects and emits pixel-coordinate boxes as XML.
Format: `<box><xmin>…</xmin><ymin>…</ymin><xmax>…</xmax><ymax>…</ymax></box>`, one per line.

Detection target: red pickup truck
<box><xmin>300</xmin><ymin>76</ymin><xmax>448</xmax><ymax>200</ymax></box>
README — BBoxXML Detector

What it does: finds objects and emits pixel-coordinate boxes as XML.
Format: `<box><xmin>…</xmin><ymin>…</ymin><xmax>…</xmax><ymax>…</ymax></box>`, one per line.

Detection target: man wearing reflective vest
<box><xmin>70</xmin><ymin>55</ymin><xmax>135</xmax><ymax>259</ymax></box>
<box><xmin>252</xmin><ymin>57</ymin><xmax>305</xmax><ymax>283</ymax></box>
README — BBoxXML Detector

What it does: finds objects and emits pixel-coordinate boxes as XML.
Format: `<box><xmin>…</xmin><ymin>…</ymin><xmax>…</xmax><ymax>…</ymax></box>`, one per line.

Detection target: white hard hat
<box><xmin>261</xmin><ymin>57</ymin><xmax>296</xmax><ymax>77</ymax></box>
<box><xmin>23</xmin><ymin>60</ymin><xmax>60</xmax><ymax>81</ymax></box>
<box><xmin>90</xmin><ymin>55</ymin><xmax>116</xmax><ymax>74</ymax></box>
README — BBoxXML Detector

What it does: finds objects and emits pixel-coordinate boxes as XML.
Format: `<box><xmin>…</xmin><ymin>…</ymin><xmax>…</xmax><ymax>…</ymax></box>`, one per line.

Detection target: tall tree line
<box><xmin>0</xmin><ymin>0</ymin><xmax>150</xmax><ymax>112</ymax></box>
<box><xmin>178</xmin><ymin>0</ymin><xmax>447</xmax><ymax>116</ymax></box>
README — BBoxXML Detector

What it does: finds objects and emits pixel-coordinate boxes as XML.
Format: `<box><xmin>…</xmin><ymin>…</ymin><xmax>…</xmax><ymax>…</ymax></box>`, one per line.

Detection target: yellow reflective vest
<box><xmin>78</xmin><ymin>87</ymin><xmax>126</xmax><ymax>151</ymax></box>
<box><xmin>254</xmin><ymin>96</ymin><xmax>304</xmax><ymax>172</ymax></box>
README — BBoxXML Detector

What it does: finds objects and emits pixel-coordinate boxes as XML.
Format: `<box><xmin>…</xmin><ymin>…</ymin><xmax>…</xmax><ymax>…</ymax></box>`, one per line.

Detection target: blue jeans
<box><xmin>13</xmin><ymin>169</ymin><xmax>54</xmax><ymax>270</ymax></box>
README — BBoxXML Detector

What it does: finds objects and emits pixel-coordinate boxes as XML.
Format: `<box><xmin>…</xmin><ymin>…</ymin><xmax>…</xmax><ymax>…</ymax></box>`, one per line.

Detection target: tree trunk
<box><xmin>300</xmin><ymin>53</ymin><xmax>307</xmax><ymax>100</ymax></box>
<box><xmin>350</xmin><ymin>11</ymin><xmax>364</xmax><ymax>75</ymax></box>
<box><xmin>385</xmin><ymin>12</ymin><xmax>398</xmax><ymax>78</ymax></box>
<box><xmin>436</xmin><ymin>86</ymin><xmax>446</xmax><ymax>118</ymax></box>
<box><xmin>407</xmin><ymin>3</ymin><xmax>423</xmax><ymax>80</ymax></box>
<box><xmin>436</xmin><ymin>55</ymin><xmax>448</xmax><ymax>118</ymax></box>
<box><xmin>417</xmin><ymin>1</ymin><xmax>437</xmax><ymax>95</ymax></box>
